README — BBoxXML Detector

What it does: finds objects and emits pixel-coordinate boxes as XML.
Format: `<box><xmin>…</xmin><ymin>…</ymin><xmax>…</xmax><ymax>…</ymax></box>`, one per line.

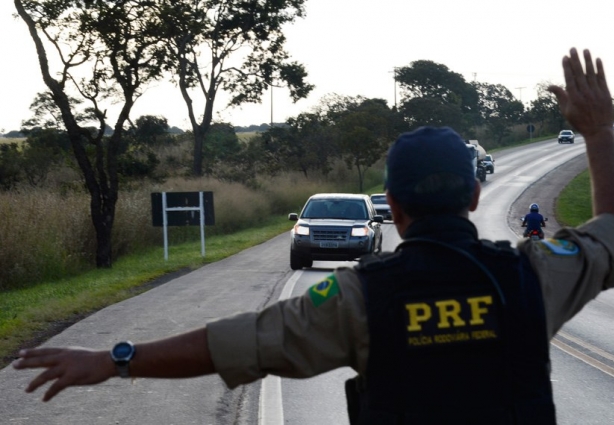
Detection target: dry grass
<box><xmin>0</xmin><ymin>190</ymin><xmax>93</xmax><ymax>288</ymax></box>
<box><xmin>0</xmin><ymin>137</ymin><xmax>26</xmax><ymax>147</ymax></box>
<box><xmin>236</xmin><ymin>132</ymin><xmax>259</xmax><ymax>143</ymax></box>
<box><xmin>0</xmin><ymin>164</ymin><xmax>369</xmax><ymax>291</ymax></box>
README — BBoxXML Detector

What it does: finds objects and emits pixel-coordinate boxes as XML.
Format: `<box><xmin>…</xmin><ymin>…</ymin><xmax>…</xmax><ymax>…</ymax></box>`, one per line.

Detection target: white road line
<box><xmin>556</xmin><ymin>331</ymin><xmax>614</xmax><ymax>363</ymax></box>
<box><xmin>258</xmin><ymin>375</ymin><xmax>284</xmax><ymax>425</ymax></box>
<box><xmin>551</xmin><ymin>336</ymin><xmax>614</xmax><ymax>379</ymax></box>
<box><xmin>258</xmin><ymin>271</ymin><xmax>303</xmax><ymax>425</ymax></box>
<box><xmin>279</xmin><ymin>271</ymin><xmax>303</xmax><ymax>301</ymax></box>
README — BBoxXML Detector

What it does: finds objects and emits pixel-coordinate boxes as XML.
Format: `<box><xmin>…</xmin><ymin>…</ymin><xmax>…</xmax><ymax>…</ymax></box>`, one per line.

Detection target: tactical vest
<box><xmin>350</xmin><ymin>237</ymin><xmax>555</xmax><ymax>425</ymax></box>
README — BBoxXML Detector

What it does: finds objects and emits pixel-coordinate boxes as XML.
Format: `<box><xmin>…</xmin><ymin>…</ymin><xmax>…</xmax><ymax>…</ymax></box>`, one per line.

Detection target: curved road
<box><xmin>1</xmin><ymin>137</ymin><xmax>613</xmax><ymax>424</ymax></box>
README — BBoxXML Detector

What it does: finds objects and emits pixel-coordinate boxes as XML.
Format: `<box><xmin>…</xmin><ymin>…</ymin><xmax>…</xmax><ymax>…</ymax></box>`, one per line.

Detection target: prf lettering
<box><xmin>405</xmin><ymin>296</ymin><xmax>493</xmax><ymax>332</ymax></box>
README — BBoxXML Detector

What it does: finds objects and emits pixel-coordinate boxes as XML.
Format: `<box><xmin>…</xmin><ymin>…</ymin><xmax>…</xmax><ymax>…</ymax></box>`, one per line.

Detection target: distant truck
<box><xmin>465</xmin><ymin>140</ymin><xmax>487</xmax><ymax>182</ymax></box>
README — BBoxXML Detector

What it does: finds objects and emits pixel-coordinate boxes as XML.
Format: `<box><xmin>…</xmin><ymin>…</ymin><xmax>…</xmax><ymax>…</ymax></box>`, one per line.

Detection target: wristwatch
<box><xmin>110</xmin><ymin>341</ymin><xmax>136</xmax><ymax>378</ymax></box>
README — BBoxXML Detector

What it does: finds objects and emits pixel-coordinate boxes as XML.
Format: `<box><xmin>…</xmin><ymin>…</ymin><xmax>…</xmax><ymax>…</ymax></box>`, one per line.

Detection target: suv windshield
<box><xmin>302</xmin><ymin>199</ymin><xmax>367</xmax><ymax>219</ymax></box>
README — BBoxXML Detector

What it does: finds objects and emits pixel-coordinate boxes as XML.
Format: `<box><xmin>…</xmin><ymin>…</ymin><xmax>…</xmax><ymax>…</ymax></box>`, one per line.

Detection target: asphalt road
<box><xmin>1</xmin><ymin>136</ymin><xmax>612</xmax><ymax>424</ymax></box>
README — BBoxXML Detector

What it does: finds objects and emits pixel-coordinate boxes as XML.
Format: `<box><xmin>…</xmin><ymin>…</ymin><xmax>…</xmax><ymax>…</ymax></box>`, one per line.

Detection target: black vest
<box><xmin>353</xmin><ymin>216</ymin><xmax>555</xmax><ymax>425</ymax></box>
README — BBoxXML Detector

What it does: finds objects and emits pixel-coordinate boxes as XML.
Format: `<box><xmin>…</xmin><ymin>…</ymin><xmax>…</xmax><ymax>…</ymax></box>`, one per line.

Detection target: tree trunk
<box><xmin>192</xmin><ymin>126</ymin><xmax>205</xmax><ymax>176</ymax></box>
<box><xmin>356</xmin><ymin>163</ymin><xmax>364</xmax><ymax>193</ymax></box>
<box><xmin>92</xmin><ymin>200</ymin><xmax>115</xmax><ymax>268</ymax></box>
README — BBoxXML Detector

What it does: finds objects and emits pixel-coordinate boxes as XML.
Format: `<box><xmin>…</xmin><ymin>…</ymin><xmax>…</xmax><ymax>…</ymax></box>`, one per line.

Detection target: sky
<box><xmin>2</xmin><ymin>0</ymin><xmax>614</xmax><ymax>133</ymax></box>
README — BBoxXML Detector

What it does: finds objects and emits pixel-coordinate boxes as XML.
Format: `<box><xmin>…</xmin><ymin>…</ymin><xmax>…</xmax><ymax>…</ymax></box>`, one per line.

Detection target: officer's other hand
<box><xmin>548</xmin><ymin>48</ymin><xmax>614</xmax><ymax>139</ymax></box>
<box><xmin>12</xmin><ymin>347</ymin><xmax>114</xmax><ymax>402</ymax></box>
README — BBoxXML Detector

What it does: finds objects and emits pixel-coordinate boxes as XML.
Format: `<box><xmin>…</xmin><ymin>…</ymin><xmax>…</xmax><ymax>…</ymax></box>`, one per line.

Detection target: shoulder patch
<box><xmin>538</xmin><ymin>239</ymin><xmax>580</xmax><ymax>256</ymax></box>
<box><xmin>308</xmin><ymin>274</ymin><xmax>340</xmax><ymax>307</ymax></box>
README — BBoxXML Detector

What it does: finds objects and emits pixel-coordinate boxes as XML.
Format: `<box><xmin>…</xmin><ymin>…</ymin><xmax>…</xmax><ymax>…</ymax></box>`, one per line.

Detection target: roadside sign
<box><xmin>151</xmin><ymin>191</ymin><xmax>215</xmax><ymax>260</ymax></box>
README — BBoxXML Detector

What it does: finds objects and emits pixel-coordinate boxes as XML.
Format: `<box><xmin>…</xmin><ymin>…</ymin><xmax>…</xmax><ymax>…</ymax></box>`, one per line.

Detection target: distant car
<box><xmin>558</xmin><ymin>130</ymin><xmax>575</xmax><ymax>144</ymax></box>
<box><xmin>369</xmin><ymin>193</ymin><xmax>392</xmax><ymax>220</ymax></box>
<box><xmin>288</xmin><ymin>193</ymin><xmax>384</xmax><ymax>270</ymax></box>
<box><xmin>482</xmin><ymin>154</ymin><xmax>495</xmax><ymax>174</ymax></box>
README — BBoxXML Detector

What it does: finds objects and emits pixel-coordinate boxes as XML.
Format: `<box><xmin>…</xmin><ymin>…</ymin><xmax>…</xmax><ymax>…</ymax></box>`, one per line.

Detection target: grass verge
<box><xmin>0</xmin><ymin>215</ymin><xmax>291</xmax><ymax>369</ymax></box>
<box><xmin>555</xmin><ymin>169</ymin><xmax>592</xmax><ymax>226</ymax></box>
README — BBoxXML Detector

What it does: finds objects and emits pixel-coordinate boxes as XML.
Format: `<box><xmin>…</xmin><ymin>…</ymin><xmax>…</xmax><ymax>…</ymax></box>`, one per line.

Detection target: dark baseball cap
<box><xmin>384</xmin><ymin>126</ymin><xmax>476</xmax><ymax>211</ymax></box>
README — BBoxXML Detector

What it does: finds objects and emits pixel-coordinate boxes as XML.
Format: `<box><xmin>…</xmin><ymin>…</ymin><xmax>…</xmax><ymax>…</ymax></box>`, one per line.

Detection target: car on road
<box><xmin>369</xmin><ymin>193</ymin><xmax>392</xmax><ymax>220</ymax></box>
<box><xmin>558</xmin><ymin>130</ymin><xmax>575</xmax><ymax>144</ymax></box>
<box><xmin>482</xmin><ymin>154</ymin><xmax>495</xmax><ymax>174</ymax></box>
<box><xmin>288</xmin><ymin>193</ymin><xmax>384</xmax><ymax>270</ymax></box>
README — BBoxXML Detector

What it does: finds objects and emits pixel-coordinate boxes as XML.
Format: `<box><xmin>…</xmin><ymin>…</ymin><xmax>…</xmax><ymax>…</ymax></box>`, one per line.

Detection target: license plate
<box><xmin>320</xmin><ymin>241</ymin><xmax>339</xmax><ymax>248</ymax></box>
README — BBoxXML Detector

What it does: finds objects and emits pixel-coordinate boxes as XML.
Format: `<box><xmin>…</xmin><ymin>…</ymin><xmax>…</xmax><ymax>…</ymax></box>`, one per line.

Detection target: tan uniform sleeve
<box><xmin>518</xmin><ymin>213</ymin><xmax>614</xmax><ymax>339</ymax></box>
<box><xmin>206</xmin><ymin>267</ymin><xmax>369</xmax><ymax>389</ymax></box>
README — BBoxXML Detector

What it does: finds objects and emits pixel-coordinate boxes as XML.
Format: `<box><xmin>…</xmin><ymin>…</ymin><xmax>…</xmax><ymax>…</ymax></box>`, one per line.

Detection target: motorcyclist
<box><xmin>522</xmin><ymin>203</ymin><xmax>546</xmax><ymax>238</ymax></box>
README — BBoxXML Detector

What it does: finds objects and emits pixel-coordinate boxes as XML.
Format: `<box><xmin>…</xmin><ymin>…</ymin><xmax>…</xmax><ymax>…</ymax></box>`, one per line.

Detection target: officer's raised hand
<box><xmin>548</xmin><ymin>48</ymin><xmax>613</xmax><ymax>138</ymax></box>
<box><xmin>549</xmin><ymin>48</ymin><xmax>614</xmax><ymax>217</ymax></box>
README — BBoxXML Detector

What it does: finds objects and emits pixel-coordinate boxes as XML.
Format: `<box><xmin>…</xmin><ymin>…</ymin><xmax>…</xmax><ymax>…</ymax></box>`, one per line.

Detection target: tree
<box><xmin>472</xmin><ymin>82</ymin><xmax>524</xmax><ymax>145</ymax></box>
<box><xmin>205</xmin><ymin>129</ymin><xmax>262</xmax><ymax>185</ymax></box>
<box><xmin>0</xmin><ymin>143</ymin><xmax>23</xmax><ymax>190</ymax></box>
<box><xmin>20</xmin><ymin>127</ymin><xmax>71</xmax><ymax>187</ymax></box>
<box><xmin>525</xmin><ymin>82</ymin><xmax>566</xmax><ymax>135</ymax></box>
<box><xmin>396</xmin><ymin>60</ymin><xmax>479</xmax><ymax>134</ymax></box>
<box><xmin>257</xmin><ymin>111</ymin><xmax>337</xmax><ymax>178</ymax></box>
<box><xmin>326</xmin><ymin>96</ymin><xmax>395</xmax><ymax>192</ymax></box>
<box><xmin>157</xmin><ymin>0</ymin><xmax>314</xmax><ymax>176</ymax></box>
<box><xmin>116</xmin><ymin>116</ymin><xmax>171</xmax><ymax>181</ymax></box>
<box><xmin>15</xmin><ymin>0</ymin><xmax>167</xmax><ymax>267</ymax></box>
<box><xmin>400</xmin><ymin>97</ymin><xmax>465</xmax><ymax>131</ymax></box>
<box><xmin>131</xmin><ymin>115</ymin><xmax>174</xmax><ymax>147</ymax></box>
<box><xmin>202</xmin><ymin>122</ymin><xmax>243</xmax><ymax>177</ymax></box>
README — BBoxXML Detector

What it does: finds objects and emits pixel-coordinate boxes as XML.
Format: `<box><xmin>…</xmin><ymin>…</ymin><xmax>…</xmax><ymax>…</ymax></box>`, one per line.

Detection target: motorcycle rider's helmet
<box><xmin>530</xmin><ymin>203</ymin><xmax>539</xmax><ymax>213</ymax></box>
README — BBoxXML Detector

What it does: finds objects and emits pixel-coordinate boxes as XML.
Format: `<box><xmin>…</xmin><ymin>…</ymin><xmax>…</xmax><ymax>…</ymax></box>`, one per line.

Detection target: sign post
<box><xmin>151</xmin><ymin>191</ymin><xmax>215</xmax><ymax>260</ymax></box>
<box><xmin>527</xmin><ymin>124</ymin><xmax>535</xmax><ymax>142</ymax></box>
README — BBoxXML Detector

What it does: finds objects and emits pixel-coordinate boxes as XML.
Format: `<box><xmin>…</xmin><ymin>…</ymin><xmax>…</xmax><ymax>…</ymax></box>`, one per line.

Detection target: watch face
<box><xmin>112</xmin><ymin>341</ymin><xmax>134</xmax><ymax>360</ymax></box>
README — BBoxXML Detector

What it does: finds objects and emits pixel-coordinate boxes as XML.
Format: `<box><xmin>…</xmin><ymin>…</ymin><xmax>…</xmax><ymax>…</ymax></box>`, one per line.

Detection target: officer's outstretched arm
<box><xmin>549</xmin><ymin>48</ymin><xmax>614</xmax><ymax>217</ymax></box>
<box><xmin>13</xmin><ymin>327</ymin><xmax>215</xmax><ymax>402</ymax></box>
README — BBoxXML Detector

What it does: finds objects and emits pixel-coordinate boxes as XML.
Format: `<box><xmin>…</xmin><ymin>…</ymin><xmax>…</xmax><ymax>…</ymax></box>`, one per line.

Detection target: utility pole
<box><xmin>515</xmin><ymin>86</ymin><xmax>526</xmax><ymax>103</ymax></box>
<box><xmin>389</xmin><ymin>67</ymin><xmax>399</xmax><ymax>109</ymax></box>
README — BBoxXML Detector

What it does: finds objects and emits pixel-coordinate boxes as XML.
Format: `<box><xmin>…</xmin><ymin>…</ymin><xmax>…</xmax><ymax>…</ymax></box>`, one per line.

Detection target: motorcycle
<box><xmin>526</xmin><ymin>229</ymin><xmax>543</xmax><ymax>241</ymax></box>
<box><xmin>520</xmin><ymin>217</ymin><xmax>548</xmax><ymax>241</ymax></box>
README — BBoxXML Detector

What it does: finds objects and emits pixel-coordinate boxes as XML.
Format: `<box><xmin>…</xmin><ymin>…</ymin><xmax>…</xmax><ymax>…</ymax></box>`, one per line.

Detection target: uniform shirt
<box><xmin>524</xmin><ymin>212</ymin><xmax>546</xmax><ymax>231</ymax></box>
<box><xmin>207</xmin><ymin>214</ymin><xmax>614</xmax><ymax>389</ymax></box>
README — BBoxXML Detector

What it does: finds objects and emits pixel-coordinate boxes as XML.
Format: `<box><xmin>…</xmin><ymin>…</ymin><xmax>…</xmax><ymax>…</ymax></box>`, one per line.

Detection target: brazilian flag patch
<box><xmin>309</xmin><ymin>274</ymin><xmax>340</xmax><ymax>307</ymax></box>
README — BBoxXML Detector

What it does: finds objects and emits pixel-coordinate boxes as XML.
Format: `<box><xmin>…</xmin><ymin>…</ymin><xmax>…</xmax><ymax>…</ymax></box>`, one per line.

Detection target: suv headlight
<box><xmin>294</xmin><ymin>224</ymin><xmax>309</xmax><ymax>236</ymax></box>
<box><xmin>351</xmin><ymin>226</ymin><xmax>369</xmax><ymax>237</ymax></box>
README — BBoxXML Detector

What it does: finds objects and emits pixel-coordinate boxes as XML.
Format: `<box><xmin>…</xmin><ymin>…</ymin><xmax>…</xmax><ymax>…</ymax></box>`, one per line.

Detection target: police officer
<box><xmin>13</xmin><ymin>48</ymin><xmax>614</xmax><ymax>425</ymax></box>
<box><xmin>522</xmin><ymin>203</ymin><xmax>546</xmax><ymax>238</ymax></box>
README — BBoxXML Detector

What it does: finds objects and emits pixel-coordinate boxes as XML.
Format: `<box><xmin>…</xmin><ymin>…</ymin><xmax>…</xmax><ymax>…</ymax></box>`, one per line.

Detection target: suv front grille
<box><xmin>313</xmin><ymin>229</ymin><xmax>348</xmax><ymax>241</ymax></box>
